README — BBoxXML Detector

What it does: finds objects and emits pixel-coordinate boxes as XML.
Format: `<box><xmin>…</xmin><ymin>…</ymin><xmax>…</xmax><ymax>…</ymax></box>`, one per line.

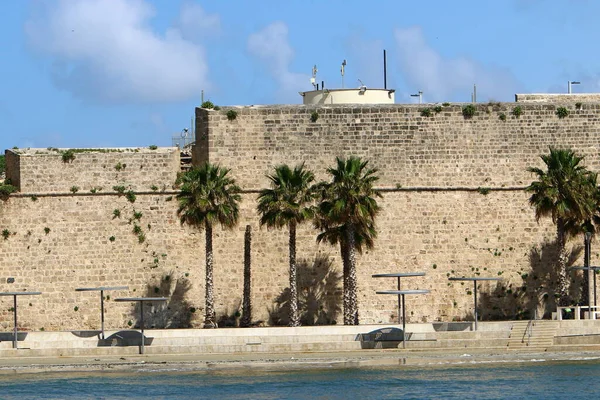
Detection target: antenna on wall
<box><xmin>383</xmin><ymin>49</ymin><xmax>387</xmax><ymax>90</ymax></box>
<box><xmin>311</xmin><ymin>65</ymin><xmax>318</xmax><ymax>89</ymax></box>
<box><xmin>341</xmin><ymin>60</ymin><xmax>347</xmax><ymax>88</ymax></box>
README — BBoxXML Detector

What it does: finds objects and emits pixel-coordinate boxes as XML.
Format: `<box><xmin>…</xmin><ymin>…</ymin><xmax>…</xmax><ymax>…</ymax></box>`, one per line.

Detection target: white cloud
<box><xmin>247</xmin><ymin>22</ymin><xmax>309</xmax><ymax>102</ymax></box>
<box><xmin>393</xmin><ymin>26</ymin><xmax>521</xmax><ymax>102</ymax></box>
<box><xmin>177</xmin><ymin>2</ymin><xmax>221</xmax><ymax>41</ymax></box>
<box><xmin>25</xmin><ymin>0</ymin><xmax>212</xmax><ymax>103</ymax></box>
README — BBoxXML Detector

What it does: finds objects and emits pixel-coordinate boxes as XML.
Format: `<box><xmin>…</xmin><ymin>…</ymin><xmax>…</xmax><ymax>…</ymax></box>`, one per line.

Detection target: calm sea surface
<box><xmin>1</xmin><ymin>359</ymin><xmax>599</xmax><ymax>399</ymax></box>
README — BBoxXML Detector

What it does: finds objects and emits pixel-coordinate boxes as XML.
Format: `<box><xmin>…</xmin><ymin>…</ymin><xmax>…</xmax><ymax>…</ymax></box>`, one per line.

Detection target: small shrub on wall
<box><xmin>462</xmin><ymin>104</ymin><xmax>476</xmax><ymax>118</ymax></box>
<box><xmin>556</xmin><ymin>107</ymin><xmax>569</xmax><ymax>119</ymax></box>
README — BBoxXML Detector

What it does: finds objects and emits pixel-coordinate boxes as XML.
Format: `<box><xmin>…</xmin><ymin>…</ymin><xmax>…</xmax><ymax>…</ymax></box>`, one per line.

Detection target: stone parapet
<box><xmin>515</xmin><ymin>93</ymin><xmax>600</xmax><ymax>103</ymax></box>
<box><xmin>5</xmin><ymin>147</ymin><xmax>180</xmax><ymax>194</ymax></box>
<box><xmin>195</xmin><ymin>103</ymin><xmax>600</xmax><ymax>190</ymax></box>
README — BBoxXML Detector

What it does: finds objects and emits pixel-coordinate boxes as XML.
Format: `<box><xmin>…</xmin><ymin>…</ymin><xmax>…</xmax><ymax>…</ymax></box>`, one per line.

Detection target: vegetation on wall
<box><xmin>61</xmin><ymin>149</ymin><xmax>76</xmax><ymax>163</ymax></box>
<box><xmin>512</xmin><ymin>106</ymin><xmax>522</xmax><ymax>118</ymax></box>
<box><xmin>462</xmin><ymin>104</ymin><xmax>476</xmax><ymax>118</ymax></box>
<box><xmin>0</xmin><ymin>181</ymin><xmax>17</xmax><ymax>199</ymax></box>
<box><xmin>226</xmin><ymin>110</ymin><xmax>238</xmax><ymax>121</ymax></box>
<box><xmin>113</xmin><ymin>185</ymin><xmax>126</xmax><ymax>194</ymax></box>
<box><xmin>556</xmin><ymin>107</ymin><xmax>569</xmax><ymax>119</ymax></box>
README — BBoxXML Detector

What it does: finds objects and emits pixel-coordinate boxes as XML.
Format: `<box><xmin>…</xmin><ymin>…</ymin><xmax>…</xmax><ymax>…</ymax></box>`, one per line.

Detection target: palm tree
<box><xmin>176</xmin><ymin>163</ymin><xmax>241</xmax><ymax>328</ymax></box>
<box><xmin>257</xmin><ymin>164</ymin><xmax>317</xmax><ymax>327</ymax></box>
<box><xmin>240</xmin><ymin>225</ymin><xmax>252</xmax><ymax>328</ymax></box>
<box><xmin>315</xmin><ymin>218</ymin><xmax>377</xmax><ymax>325</ymax></box>
<box><xmin>316</xmin><ymin>156</ymin><xmax>381</xmax><ymax>325</ymax></box>
<box><xmin>527</xmin><ymin>147</ymin><xmax>597</xmax><ymax>306</ymax></box>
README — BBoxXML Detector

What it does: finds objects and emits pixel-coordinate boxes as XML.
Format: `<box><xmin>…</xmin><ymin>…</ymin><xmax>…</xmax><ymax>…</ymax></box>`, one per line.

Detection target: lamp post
<box><xmin>568</xmin><ymin>81</ymin><xmax>580</xmax><ymax>94</ymax></box>
<box><xmin>411</xmin><ymin>91</ymin><xmax>423</xmax><ymax>104</ymax></box>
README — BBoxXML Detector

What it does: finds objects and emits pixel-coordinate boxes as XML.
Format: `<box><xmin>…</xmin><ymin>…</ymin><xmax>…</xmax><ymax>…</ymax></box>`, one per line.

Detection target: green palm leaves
<box><xmin>258</xmin><ymin>157</ymin><xmax>381</xmax><ymax>326</ymax></box>
<box><xmin>527</xmin><ymin>148</ymin><xmax>597</xmax><ymax>226</ymax></box>
<box><xmin>177</xmin><ymin>164</ymin><xmax>241</xmax><ymax>230</ymax></box>
<box><xmin>177</xmin><ymin>163</ymin><xmax>241</xmax><ymax>327</ymax></box>
<box><xmin>527</xmin><ymin>148</ymin><xmax>598</xmax><ymax>306</ymax></box>
<box><xmin>316</xmin><ymin>156</ymin><xmax>381</xmax><ymax>325</ymax></box>
<box><xmin>257</xmin><ymin>164</ymin><xmax>317</xmax><ymax>327</ymax></box>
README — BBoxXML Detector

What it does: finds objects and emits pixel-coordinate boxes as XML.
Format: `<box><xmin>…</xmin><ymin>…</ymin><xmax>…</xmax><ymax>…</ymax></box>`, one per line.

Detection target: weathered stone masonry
<box><xmin>2</xmin><ymin>100</ymin><xmax>600</xmax><ymax>331</ymax></box>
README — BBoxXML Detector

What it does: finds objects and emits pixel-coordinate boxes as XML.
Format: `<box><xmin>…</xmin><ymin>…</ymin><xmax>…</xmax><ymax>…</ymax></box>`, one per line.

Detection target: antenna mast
<box><xmin>341</xmin><ymin>60</ymin><xmax>347</xmax><ymax>88</ymax></box>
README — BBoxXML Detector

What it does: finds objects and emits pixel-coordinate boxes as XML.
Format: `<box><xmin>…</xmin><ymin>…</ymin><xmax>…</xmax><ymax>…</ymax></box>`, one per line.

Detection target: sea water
<box><xmin>1</xmin><ymin>359</ymin><xmax>599</xmax><ymax>399</ymax></box>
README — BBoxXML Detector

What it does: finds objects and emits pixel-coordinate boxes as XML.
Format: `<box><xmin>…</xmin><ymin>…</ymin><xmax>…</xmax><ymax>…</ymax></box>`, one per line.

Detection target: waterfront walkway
<box><xmin>1</xmin><ymin>320</ymin><xmax>600</xmax><ymax>360</ymax></box>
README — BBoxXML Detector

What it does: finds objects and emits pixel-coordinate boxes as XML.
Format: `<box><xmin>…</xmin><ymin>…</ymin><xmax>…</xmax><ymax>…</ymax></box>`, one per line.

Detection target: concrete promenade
<box><xmin>1</xmin><ymin>319</ymin><xmax>600</xmax><ymax>373</ymax></box>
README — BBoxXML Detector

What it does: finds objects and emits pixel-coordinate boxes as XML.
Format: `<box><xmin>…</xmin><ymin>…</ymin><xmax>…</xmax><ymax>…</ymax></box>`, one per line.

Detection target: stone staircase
<box><xmin>507</xmin><ymin>320</ymin><xmax>558</xmax><ymax>351</ymax></box>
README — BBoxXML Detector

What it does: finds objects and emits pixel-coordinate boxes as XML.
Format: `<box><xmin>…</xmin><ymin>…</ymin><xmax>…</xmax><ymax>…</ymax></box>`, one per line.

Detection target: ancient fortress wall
<box><xmin>5</xmin><ymin>147</ymin><xmax>180</xmax><ymax>193</ymax></box>
<box><xmin>2</xmin><ymin>101</ymin><xmax>600</xmax><ymax>331</ymax></box>
<box><xmin>193</xmin><ymin>101</ymin><xmax>600</xmax><ymax>324</ymax></box>
<box><xmin>194</xmin><ymin>102</ymin><xmax>600</xmax><ymax>189</ymax></box>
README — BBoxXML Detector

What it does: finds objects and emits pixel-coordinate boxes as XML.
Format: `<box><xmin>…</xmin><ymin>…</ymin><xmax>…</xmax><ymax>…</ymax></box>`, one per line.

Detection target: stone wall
<box><xmin>194</xmin><ymin>103</ymin><xmax>600</xmax><ymax>190</ymax></box>
<box><xmin>5</xmin><ymin>147</ymin><xmax>180</xmax><ymax>193</ymax></box>
<box><xmin>192</xmin><ymin>102</ymin><xmax>600</xmax><ymax>323</ymax></box>
<box><xmin>2</xmin><ymin>101</ymin><xmax>600</xmax><ymax>331</ymax></box>
<box><xmin>515</xmin><ymin>93</ymin><xmax>600</xmax><ymax>103</ymax></box>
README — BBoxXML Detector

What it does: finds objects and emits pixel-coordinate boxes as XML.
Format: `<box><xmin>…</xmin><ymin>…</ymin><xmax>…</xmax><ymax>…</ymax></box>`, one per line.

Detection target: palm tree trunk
<box><xmin>346</xmin><ymin>225</ymin><xmax>359</xmax><ymax>325</ymax></box>
<box><xmin>240</xmin><ymin>225</ymin><xmax>252</xmax><ymax>328</ymax></box>
<box><xmin>582</xmin><ymin>233</ymin><xmax>591</xmax><ymax>307</ymax></box>
<box><xmin>556</xmin><ymin>219</ymin><xmax>570</xmax><ymax>307</ymax></box>
<box><xmin>288</xmin><ymin>222</ymin><xmax>300</xmax><ymax>327</ymax></box>
<box><xmin>340</xmin><ymin>239</ymin><xmax>350</xmax><ymax>325</ymax></box>
<box><xmin>204</xmin><ymin>221</ymin><xmax>216</xmax><ymax>328</ymax></box>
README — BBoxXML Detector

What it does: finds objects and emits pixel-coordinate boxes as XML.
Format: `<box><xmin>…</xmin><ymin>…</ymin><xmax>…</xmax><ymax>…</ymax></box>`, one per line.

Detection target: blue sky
<box><xmin>0</xmin><ymin>0</ymin><xmax>598</xmax><ymax>150</ymax></box>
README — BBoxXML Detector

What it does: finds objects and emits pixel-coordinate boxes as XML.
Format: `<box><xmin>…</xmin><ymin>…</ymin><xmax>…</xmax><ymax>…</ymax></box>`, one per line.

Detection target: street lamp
<box><xmin>411</xmin><ymin>91</ymin><xmax>423</xmax><ymax>104</ymax></box>
<box><xmin>568</xmin><ymin>81</ymin><xmax>581</xmax><ymax>94</ymax></box>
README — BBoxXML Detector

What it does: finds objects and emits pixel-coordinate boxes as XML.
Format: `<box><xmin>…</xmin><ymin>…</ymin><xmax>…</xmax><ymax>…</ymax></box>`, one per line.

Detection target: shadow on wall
<box><xmin>478</xmin><ymin>239</ymin><xmax>583</xmax><ymax>321</ymax></box>
<box><xmin>268</xmin><ymin>254</ymin><xmax>342</xmax><ymax>326</ymax></box>
<box><xmin>131</xmin><ymin>272</ymin><xmax>195</xmax><ymax>329</ymax></box>
<box><xmin>217</xmin><ymin>300</ymin><xmax>244</xmax><ymax>328</ymax></box>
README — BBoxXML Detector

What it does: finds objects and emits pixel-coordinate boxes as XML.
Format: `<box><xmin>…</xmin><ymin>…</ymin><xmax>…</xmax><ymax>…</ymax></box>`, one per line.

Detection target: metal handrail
<box><xmin>523</xmin><ymin>309</ymin><xmax>538</xmax><ymax>346</ymax></box>
<box><xmin>524</xmin><ymin>319</ymin><xmax>534</xmax><ymax>346</ymax></box>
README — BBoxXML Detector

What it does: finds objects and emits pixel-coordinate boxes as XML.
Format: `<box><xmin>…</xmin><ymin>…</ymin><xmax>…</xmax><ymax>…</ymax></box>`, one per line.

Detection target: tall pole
<box><xmin>594</xmin><ymin>270</ymin><xmax>596</xmax><ymax>307</ymax></box>
<box><xmin>401</xmin><ymin>293</ymin><xmax>406</xmax><ymax>349</ymax></box>
<box><xmin>100</xmin><ymin>290</ymin><xmax>105</xmax><ymax>340</ymax></box>
<box><xmin>383</xmin><ymin>50</ymin><xmax>387</xmax><ymax>90</ymax></box>
<box><xmin>13</xmin><ymin>295</ymin><xmax>18</xmax><ymax>349</ymax></box>
<box><xmin>397</xmin><ymin>277</ymin><xmax>402</xmax><ymax>324</ymax></box>
<box><xmin>585</xmin><ymin>232</ymin><xmax>592</xmax><ymax>310</ymax></box>
<box><xmin>473</xmin><ymin>281</ymin><xmax>478</xmax><ymax>331</ymax></box>
<box><xmin>140</xmin><ymin>301</ymin><xmax>145</xmax><ymax>355</ymax></box>
<box><xmin>568</xmin><ymin>81</ymin><xmax>572</xmax><ymax>94</ymax></box>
